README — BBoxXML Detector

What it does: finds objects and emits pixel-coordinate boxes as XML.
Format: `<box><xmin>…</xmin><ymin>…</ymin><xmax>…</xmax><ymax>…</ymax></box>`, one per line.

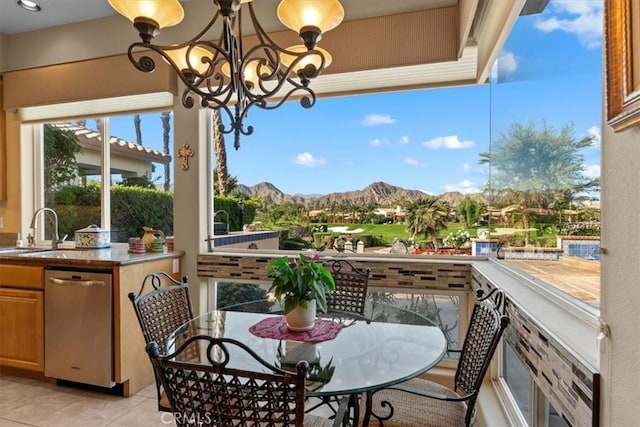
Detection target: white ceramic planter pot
<box><xmin>285</xmin><ymin>299</ymin><xmax>316</xmax><ymax>331</ymax></box>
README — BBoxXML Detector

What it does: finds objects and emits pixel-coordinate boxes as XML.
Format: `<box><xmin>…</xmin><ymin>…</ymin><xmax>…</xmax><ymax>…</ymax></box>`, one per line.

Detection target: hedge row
<box><xmin>52</xmin><ymin>185</ymin><xmax>256</xmax><ymax>243</ymax></box>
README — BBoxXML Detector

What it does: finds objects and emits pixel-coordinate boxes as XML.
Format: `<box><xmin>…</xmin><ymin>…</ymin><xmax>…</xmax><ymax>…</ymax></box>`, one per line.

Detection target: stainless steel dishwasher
<box><xmin>44</xmin><ymin>268</ymin><xmax>115</xmax><ymax>388</ymax></box>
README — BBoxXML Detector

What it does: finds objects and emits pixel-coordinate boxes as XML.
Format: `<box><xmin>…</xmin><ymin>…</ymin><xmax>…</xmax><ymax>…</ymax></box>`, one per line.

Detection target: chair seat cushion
<box><xmin>363</xmin><ymin>378</ymin><xmax>468</xmax><ymax>427</ymax></box>
<box><xmin>158</xmin><ymin>389</ymin><xmax>171</xmax><ymax>412</ymax></box>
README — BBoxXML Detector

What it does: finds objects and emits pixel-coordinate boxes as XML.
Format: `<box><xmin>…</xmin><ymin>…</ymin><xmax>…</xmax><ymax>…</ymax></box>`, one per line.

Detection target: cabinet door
<box><xmin>0</xmin><ymin>288</ymin><xmax>44</xmax><ymax>371</ymax></box>
<box><xmin>0</xmin><ymin>265</ymin><xmax>44</xmax><ymax>289</ymax></box>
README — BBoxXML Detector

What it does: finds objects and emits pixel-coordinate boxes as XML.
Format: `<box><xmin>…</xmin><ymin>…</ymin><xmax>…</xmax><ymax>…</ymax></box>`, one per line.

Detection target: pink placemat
<box><xmin>249</xmin><ymin>317</ymin><xmax>343</xmax><ymax>343</ymax></box>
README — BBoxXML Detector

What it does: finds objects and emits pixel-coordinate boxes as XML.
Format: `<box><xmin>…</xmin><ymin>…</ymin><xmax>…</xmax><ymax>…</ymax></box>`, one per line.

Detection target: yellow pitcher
<box><xmin>141</xmin><ymin>226</ymin><xmax>165</xmax><ymax>251</ymax></box>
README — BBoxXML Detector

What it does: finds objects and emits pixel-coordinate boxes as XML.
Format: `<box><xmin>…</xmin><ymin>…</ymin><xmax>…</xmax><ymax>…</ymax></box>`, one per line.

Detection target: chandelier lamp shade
<box><xmin>108</xmin><ymin>0</ymin><xmax>344</xmax><ymax>150</ymax></box>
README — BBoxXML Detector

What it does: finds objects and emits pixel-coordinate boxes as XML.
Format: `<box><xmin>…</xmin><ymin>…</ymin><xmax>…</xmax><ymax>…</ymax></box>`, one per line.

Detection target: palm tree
<box><xmin>406</xmin><ymin>196</ymin><xmax>449</xmax><ymax>249</ymax></box>
<box><xmin>213</xmin><ymin>109</ymin><xmax>230</xmax><ymax>196</ymax></box>
<box><xmin>457</xmin><ymin>197</ymin><xmax>486</xmax><ymax>228</ymax></box>
<box><xmin>363</xmin><ymin>201</ymin><xmax>377</xmax><ymax>223</ymax></box>
<box><xmin>95</xmin><ymin>118</ymin><xmax>103</xmax><ymax>135</ymax></box>
<box><xmin>213</xmin><ymin>167</ymin><xmax>238</xmax><ymax>194</ymax></box>
<box><xmin>134</xmin><ymin>114</ymin><xmax>142</xmax><ymax>145</ymax></box>
<box><xmin>160</xmin><ymin>112</ymin><xmax>171</xmax><ymax>191</ymax></box>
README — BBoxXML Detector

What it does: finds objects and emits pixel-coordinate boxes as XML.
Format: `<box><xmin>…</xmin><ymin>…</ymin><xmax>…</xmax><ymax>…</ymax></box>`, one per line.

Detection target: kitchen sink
<box><xmin>0</xmin><ymin>247</ymin><xmax>50</xmax><ymax>255</ymax></box>
<box><xmin>15</xmin><ymin>248</ymin><xmax>118</xmax><ymax>261</ymax></box>
<box><xmin>16</xmin><ymin>250</ymin><xmax>79</xmax><ymax>259</ymax></box>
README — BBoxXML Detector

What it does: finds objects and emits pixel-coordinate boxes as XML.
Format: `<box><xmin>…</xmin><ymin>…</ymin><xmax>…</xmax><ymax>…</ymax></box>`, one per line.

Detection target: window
<box><xmin>488</xmin><ymin>1</ymin><xmax>602</xmax><ymax>309</ymax></box>
<box><xmin>489</xmin><ymin>3</ymin><xmax>603</xmax><ymax>425</ymax></box>
<box><xmin>503</xmin><ymin>341</ymin><xmax>530</xmax><ymax>423</ymax></box>
<box><xmin>33</xmin><ymin>112</ymin><xmax>174</xmax><ymax>245</ymax></box>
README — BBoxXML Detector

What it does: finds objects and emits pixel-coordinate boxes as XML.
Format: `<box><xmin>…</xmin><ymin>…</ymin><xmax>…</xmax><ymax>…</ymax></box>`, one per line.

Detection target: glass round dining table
<box><xmin>165</xmin><ymin>301</ymin><xmax>447</xmax><ymax>425</ymax></box>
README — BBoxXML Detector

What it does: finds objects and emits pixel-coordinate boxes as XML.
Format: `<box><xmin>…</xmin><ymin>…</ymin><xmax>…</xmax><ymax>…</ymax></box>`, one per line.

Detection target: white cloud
<box><xmin>399</xmin><ymin>136</ymin><xmax>409</xmax><ymax>145</ymax></box>
<box><xmin>423</xmin><ymin>135</ymin><xmax>475</xmax><ymax>150</ymax></box>
<box><xmin>293</xmin><ymin>152</ymin><xmax>326</xmax><ymax>167</ymax></box>
<box><xmin>492</xmin><ymin>50</ymin><xmax>518</xmax><ymax>81</ymax></box>
<box><xmin>584</xmin><ymin>164</ymin><xmax>600</xmax><ymax>179</ymax></box>
<box><xmin>587</xmin><ymin>125</ymin><xmax>601</xmax><ymax>148</ymax></box>
<box><xmin>535</xmin><ymin>0</ymin><xmax>603</xmax><ymax>48</ymax></box>
<box><xmin>360</xmin><ymin>114</ymin><xmax>396</xmax><ymax>126</ymax></box>
<box><xmin>404</xmin><ymin>157</ymin><xmax>425</xmax><ymax>167</ymax></box>
<box><xmin>370</xmin><ymin>139</ymin><xmax>383</xmax><ymax>147</ymax></box>
<box><xmin>443</xmin><ymin>179</ymin><xmax>482</xmax><ymax>194</ymax></box>
<box><xmin>463</xmin><ymin>163</ymin><xmax>471</xmax><ymax>172</ymax></box>
<box><xmin>499</xmin><ymin>51</ymin><xmax>518</xmax><ymax>73</ymax></box>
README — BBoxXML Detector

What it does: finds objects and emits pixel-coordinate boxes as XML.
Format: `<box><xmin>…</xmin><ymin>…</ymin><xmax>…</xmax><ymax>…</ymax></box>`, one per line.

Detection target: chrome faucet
<box><xmin>30</xmin><ymin>207</ymin><xmax>64</xmax><ymax>249</ymax></box>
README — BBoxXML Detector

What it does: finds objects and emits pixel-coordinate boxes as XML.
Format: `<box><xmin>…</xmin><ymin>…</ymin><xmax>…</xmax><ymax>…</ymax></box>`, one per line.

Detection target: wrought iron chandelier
<box><xmin>109</xmin><ymin>0</ymin><xmax>344</xmax><ymax>150</ymax></box>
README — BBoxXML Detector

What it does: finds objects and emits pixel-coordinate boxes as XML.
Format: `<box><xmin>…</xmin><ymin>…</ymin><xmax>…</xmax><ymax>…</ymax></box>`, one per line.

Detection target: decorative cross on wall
<box><xmin>177</xmin><ymin>143</ymin><xmax>195</xmax><ymax>170</ymax></box>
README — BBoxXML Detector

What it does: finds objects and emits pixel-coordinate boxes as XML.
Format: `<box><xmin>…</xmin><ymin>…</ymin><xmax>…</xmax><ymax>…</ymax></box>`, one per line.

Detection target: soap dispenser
<box><xmin>16</xmin><ymin>233</ymin><xmax>24</xmax><ymax>248</ymax></box>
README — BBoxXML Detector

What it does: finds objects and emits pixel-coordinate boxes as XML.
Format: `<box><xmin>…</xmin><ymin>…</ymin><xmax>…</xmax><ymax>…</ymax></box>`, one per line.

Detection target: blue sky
<box><xmin>108</xmin><ymin>0</ymin><xmax>602</xmax><ymax>198</ymax></box>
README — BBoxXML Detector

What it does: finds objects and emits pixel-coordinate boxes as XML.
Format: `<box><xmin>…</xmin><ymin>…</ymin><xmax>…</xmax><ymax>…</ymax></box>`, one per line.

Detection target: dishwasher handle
<box><xmin>48</xmin><ymin>277</ymin><xmax>106</xmax><ymax>288</ymax></box>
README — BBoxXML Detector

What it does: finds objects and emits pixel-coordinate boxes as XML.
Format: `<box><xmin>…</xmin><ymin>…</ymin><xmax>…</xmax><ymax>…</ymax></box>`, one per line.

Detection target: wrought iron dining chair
<box><xmin>146</xmin><ymin>335</ymin><xmax>350</xmax><ymax>427</ymax></box>
<box><xmin>364</xmin><ymin>287</ymin><xmax>509</xmax><ymax>427</ymax></box>
<box><xmin>323</xmin><ymin>258</ymin><xmax>371</xmax><ymax>321</ymax></box>
<box><xmin>128</xmin><ymin>271</ymin><xmax>194</xmax><ymax>412</ymax></box>
<box><xmin>301</xmin><ymin>259</ymin><xmax>372</xmax><ymax>419</ymax></box>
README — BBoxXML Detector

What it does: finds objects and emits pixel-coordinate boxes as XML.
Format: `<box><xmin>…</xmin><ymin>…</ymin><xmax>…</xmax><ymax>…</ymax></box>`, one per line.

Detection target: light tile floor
<box><xmin>0</xmin><ymin>375</ymin><xmax>174</xmax><ymax>427</ymax></box>
<box><xmin>0</xmin><ymin>374</ymin><xmax>336</xmax><ymax>427</ymax></box>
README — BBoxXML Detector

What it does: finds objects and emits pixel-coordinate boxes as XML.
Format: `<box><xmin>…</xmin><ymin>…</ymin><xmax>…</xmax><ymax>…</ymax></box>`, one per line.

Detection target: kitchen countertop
<box><xmin>0</xmin><ymin>243</ymin><xmax>184</xmax><ymax>267</ymax></box>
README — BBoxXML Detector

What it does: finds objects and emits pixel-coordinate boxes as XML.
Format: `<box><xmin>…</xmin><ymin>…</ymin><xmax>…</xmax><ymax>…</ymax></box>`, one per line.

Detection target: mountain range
<box><xmin>236</xmin><ymin>181</ymin><xmax>484</xmax><ymax>208</ymax></box>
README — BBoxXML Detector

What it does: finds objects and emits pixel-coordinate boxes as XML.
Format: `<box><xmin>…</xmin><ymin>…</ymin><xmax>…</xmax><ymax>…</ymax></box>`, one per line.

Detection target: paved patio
<box><xmin>504</xmin><ymin>258</ymin><xmax>600</xmax><ymax>306</ymax></box>
<box><xmin>362</xmin><ymin>245</ymin><xmax>600</xmax><ymax>306</ymax></box>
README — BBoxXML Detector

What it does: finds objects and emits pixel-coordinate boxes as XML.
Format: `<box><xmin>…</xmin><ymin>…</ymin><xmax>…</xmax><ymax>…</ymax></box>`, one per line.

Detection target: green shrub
<box><xmin>353</xmin><ymin>234</ymin><xmax>376</xmax><ymax>247</ymax></box>
<box><xmin>110</xmin><ymin>186</ymin><xmax>173</xmax><ymax>240</ymax></box>
<box><xmin>213</xmin><ymin>196</ymin><xmax>256</xmax><ymax>232</ymax></box>
<box><xmin>313</xmin><ymin>232</ymin><xmax>333</xmax><ymax>248</ymax></box>
<box><xmin>55</xmin><ymin>184</ymin><xmax>100</xmax><ymax>205</ymax></box>
<box><xmin>533</xmin><ymin>236</ymin><xmax>558</xmax><ymax>247</ymax></box>
<box><xmin>557</xmin><ymin>221</ymin><xmax>600</xmax><ymax>236</ymax></box>
<box><xmin>369</xmin><ymin>235</ymin><xmax>387</xmax><ymax>247</ymax></box>
<box><xmin>53</xmin><ymin>185</ymin><xmax>173</xmax><ymax>242</ymax></box>
<box><xmin>216</xmin><ymin>283</ymin><xmax>271</xmax><ymax>312</ymax></box>
<box><xmin>281</xmin><ymin>237</ymin><xmax>309</xmax><ymax>250</ymax></box>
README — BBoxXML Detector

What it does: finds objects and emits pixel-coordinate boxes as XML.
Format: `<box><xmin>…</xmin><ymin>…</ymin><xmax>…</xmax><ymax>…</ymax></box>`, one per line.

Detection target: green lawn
<box><xmin>327</xmin><ymin>223</ymin><xmax>410</xmax><ymax>244</ymax></box>
<box><xmin>323</xmin><ymin>222</ymin><xmax>483</xmax><ymax>246</ymax></box>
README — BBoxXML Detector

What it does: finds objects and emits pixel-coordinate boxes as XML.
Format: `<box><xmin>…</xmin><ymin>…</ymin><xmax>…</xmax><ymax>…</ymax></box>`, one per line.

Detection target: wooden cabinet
<box><xmin>0</xmin><ymin>255</ymin><xmax>182</xmax><ymax>394</ymax></box>
<box><xmin>0</xmin><ymin>265</ymin><xmax>44</xmax><ymax>371</ymax></box>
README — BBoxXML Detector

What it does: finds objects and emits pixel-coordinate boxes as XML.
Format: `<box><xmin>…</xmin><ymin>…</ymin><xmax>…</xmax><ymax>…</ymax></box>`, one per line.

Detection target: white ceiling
<box><xmin>2</xmin><ymin>0</ymin><xmax>526</xmax><ymax>110</ymax></box>
<box><xmin>0</xmin><ymin>0</ymin><xmax>455</xmax><ymax>35</ymax></box>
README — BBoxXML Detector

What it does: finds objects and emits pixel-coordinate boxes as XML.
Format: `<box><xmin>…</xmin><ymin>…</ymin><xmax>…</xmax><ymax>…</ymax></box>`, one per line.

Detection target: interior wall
<box><xmin>2</xmin><ymin>112</ymin><xmax>23</xmax><ymax>232</ymax></box>
<box><xmin>0</xmin><ymin>33</ymin><xmax>6</xmax><ymax>72</ymax></box>
<box><xmin>172</xmin><ymin>95</ymin><xmax>211</xmax><ymax>317</ymax></box>
<box><xmin>2</xmin><ymin>56</ymin><xmax>176</xmax><ymax>110</ymax></box>
<box><xmin>600</xmin><ymin>121</ymin><xmax>640</xmax><ymax>425</ymax></box>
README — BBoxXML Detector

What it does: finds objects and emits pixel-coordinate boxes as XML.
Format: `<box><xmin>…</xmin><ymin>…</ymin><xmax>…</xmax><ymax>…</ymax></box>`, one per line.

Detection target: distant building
<box><xmin>50</xmin><ymin>122</ymin><xmax>170</xmax><ymax>182</ymax></box>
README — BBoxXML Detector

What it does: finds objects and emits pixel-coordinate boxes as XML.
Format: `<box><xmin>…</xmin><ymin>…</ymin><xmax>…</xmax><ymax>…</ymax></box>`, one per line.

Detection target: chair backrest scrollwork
<box><xmin>455</xmin><ymin>287</ymin><xmax>509</xmax><ymax>426</ymax></box>
<box><xmin>128</xmin><ymin>271</ymin><xmax>194</xmax><ymax>412</ymax></box>
<box><xmin>324</xmin><ymin>258</ymin><xmax>371</xmax><ymax>317</ymax></box>
<box><xmin>147</xmin><ymin>336</ymin><xmax>309</xmax><ymax>427</ymax></box>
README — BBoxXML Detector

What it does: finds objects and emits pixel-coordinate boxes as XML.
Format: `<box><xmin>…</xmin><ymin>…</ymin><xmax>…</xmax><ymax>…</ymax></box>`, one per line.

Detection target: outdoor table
<box><xmin>166</xmin><ymin>302</ymin><xmax>447</xmax><ymax>425</ymax></box>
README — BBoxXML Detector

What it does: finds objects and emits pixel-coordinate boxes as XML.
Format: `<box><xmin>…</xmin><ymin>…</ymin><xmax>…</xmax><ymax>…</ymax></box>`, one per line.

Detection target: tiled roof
<box><xmin>50</xmin><ymin>122</ymin><xmax>171</xmax><ymax>164</ymax></box>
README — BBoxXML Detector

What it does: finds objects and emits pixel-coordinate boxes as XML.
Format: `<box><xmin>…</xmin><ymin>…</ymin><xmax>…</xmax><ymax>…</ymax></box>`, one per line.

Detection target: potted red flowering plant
<box><xmin>267</xmin><ymin>253</ymin><xmax>335</xmax><ymax>331</ymax></box>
